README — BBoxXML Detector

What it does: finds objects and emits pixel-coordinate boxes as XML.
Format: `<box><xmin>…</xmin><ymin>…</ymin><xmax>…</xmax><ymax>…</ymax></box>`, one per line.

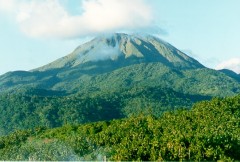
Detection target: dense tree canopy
<box><xmin>0</xmin><ymin>86</ymin><xmax>209</xmax><ymax>135</ymax></box>
<box><xmin>0</xmin><ymin>95</ymin><xmax>239</xmax><ymax>161</ymax></box>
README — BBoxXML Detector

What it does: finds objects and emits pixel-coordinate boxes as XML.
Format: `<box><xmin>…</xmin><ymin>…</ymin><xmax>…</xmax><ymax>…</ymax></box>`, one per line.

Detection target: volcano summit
<box><xmin>0</xmin><ymin>33</ymin><xmax>239</xmax><ymax>96</ymax></box>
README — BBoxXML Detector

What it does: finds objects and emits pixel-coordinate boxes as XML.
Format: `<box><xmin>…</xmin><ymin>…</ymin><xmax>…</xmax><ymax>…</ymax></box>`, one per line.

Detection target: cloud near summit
<box><xmin>216</xmin><ymin>58</ymin><xmax>240</xmax><ymax>74</ymax></box>
<box><xmin>0</xmin><ymin>0</ymin><xmax>154</xmax><ymax>39</ymax></box>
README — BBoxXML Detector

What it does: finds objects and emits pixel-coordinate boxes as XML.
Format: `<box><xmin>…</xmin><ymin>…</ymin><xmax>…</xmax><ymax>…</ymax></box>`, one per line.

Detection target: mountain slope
<box><xmin>219</xmin><ymin>69</ymin><xmax>240</xmax><ymax>82</ymax></box>
<box><xmin>0</xmin><ymin>85</ymin><xmax>211</xmax><ymax>135</ymax></box>
<box><xmin>1</xmin><ymin>33</ymin><xmax>239</xmax><ymax>96</ymax></box>
<box><xmin>1</xmin><ymin>62</ymin><xmax>239</xmax><ymax>97</ymax></box>
<box><xmin>0</xmin><ymin>33</ymin><xmax>240</xmax><ymax>134</ymax></box>
<box><xmin>34</xmin><ymin>33</ymin><xmax>203</xmax><ymax>72</ymax></box>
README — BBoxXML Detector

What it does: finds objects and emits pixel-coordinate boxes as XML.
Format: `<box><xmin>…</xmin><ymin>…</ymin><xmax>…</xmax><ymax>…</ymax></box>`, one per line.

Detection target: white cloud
<box><xmin>0</xmin><ymin>0</ymin><xmax>17</xmax><ymax>13</ymax></box>
<box><xmin>216</xmin><ymin>58</ymin><xmax>240</xmax><ymax>74</ymax></box>
<box><xmin>1</xmin><ymin>0</ymin><xmax>154</xmax><ymax>39</ymax></box>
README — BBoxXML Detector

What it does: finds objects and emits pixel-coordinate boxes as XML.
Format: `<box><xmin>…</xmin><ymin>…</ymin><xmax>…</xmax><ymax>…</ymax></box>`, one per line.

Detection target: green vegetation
<box><xmin>1</xmin><ymin>33</ymin><xmax>240</xmax><ymax>98</ymax></box>
<box><xmin>0</xmin><ymin>33</ymin><xmax>239</xmax><ymax>161</ymax></box>
<box><xmin>0</xmin><ymin>95</ymin><xmax>239</xmax><ymax>161</ymax></box>
<box><xmin>0</xmin><ymin>86</ymin><xmax>210</xmax><ymax>135</ymax></box>
<box><xmin>1</xmin><ymin>63</ymin><xmax>240</xmax><ymax>97</ymax></box>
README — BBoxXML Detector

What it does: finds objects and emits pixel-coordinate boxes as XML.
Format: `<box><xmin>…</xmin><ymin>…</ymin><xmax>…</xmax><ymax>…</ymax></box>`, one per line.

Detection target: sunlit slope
<box><xmin>0</xmin><ymin>33</ymin><xmax>239</xmax><ymax>97</ymax></box>
<box><xmin>34</xmin><ymin>33</ymin><xmax>203</xmax><ymax>71</ymax></box>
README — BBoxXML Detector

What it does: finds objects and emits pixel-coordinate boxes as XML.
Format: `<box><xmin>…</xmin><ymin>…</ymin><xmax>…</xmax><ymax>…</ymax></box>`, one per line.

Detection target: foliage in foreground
<box><xmin>0</xmin><ymin>95</ymin><xmax>239</xmax><ymax>161</ymax></box>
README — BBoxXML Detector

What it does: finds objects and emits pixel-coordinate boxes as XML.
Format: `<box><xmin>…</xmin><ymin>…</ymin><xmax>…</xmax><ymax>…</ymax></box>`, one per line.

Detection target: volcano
<box><xmin>35</xmin><ymin>33</ymin><xmax>203</xmax><ymax>72</ymax></box>
<box><xmin>0</xmin><ymin>33</ymin><xmax>239</xmax><ymax>97</ymax></box>
<box><xmin>1</xmin><ymin>33</ymin><xmax>240</xmax><ymax>134</ymax></box>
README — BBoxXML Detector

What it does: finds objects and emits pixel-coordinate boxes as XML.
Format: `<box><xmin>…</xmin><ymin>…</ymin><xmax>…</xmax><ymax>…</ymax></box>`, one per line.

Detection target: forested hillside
<box><xmin>0</xmin><ymin>95</ymin><xmax>239</xmax><ymax>161</ymax></box>
<box><xmin>1</xmin><ymin>34</ymin><xmax>240</xmax><ymax>98</ymax></box>
<box><xmin>1</xmin><ymin>33</ymin><xmax>240</xmax><ymax>136</ymax></box>
<box><xmin>0</xmin><ymin>86</ymin><xmax>210</xmax><ymax>135</ymax></box>
<box><xmin>0</xmin><ymin>33</ymin><xmax>239</xmax><ymax>161</ymax></box>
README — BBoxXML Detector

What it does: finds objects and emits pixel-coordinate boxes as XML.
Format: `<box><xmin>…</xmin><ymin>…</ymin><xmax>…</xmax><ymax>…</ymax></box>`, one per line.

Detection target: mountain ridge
<box><xmin>0</xmin><ymin>33</ymin><xmax>239</xmax><ymax>97</ymax></box>
<box><xmin>33</xmin><ymin>33</ymin><xmax>204</xmax><ymax>72</ymax></box>
<box><xmin>0</xmin><ymin>33</ymin><xmax>240</xmax><ymax>135</ymax></box>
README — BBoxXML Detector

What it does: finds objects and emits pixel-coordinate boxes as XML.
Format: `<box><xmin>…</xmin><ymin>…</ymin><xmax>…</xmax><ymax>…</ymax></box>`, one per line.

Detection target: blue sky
<box><xmin>0</xmin><ymin>0</ymin><xmax>240</xmax><ymax>75</ymax></box>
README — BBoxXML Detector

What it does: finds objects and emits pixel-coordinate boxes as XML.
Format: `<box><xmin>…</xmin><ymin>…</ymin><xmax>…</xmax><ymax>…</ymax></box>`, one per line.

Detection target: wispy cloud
<box><xmin>216</xmin><ymin>58</ymin><xmax>240</xmax><ymax>74</ymax></box>
<box><xmin>181</xmin><ymin>49</ymin><xmax>220</xmax><ymax>68</ymax></box>
<box><xmin>0</xmin><ymin>0</ymin><xmax>17</xmax><ymax>13</ymax></box>
<box><xmin>0</xmin><ymin>0</ymin><xmax>159</xmax><ymax>39</ymax></box>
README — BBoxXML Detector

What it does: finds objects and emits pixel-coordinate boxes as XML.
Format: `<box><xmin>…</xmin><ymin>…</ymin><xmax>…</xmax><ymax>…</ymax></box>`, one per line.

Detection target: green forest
<box><xmin>1</xmin><ymin>31</ymin><xmax>240</xmax><ymax>161</ymax></box>
<box><xmin>0</xmin><ymin>86</ymin><xmax>211</xmax><ymax>135</ymax></box>
<box><xmin>0</xmin><ymin>95</ymin><xmax>239</xmax><ymax>161</ymax></box>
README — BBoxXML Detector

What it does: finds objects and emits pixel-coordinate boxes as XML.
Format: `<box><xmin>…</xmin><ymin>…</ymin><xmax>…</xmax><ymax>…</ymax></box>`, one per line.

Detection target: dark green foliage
<box><xmin>0</xmin><ymin>86</ymin><xmax>207</xmax><ymax>135</ymax></box>
<box><xmin>0</xmin><ymin>95</ymin><xmax>239</xmax><ymax>161</ymax></box>
<box><xmin>219</xmin><ymin>69</ymin><xmax>240</xmax><ymax>82</ymax></box>
<box><xmin>0</xmin><ymin>33</ymin><xmax>239</xmax><ymax>160</ymax></box>
<box><xmin>1</xmin><ymin>63</ymin><xmax>240</xmax><ymax>97</ymax></box>
<box><xmin>1</xmin><ymin>34</ymin><xmax>240</xmax><ymax>97</ymax></box>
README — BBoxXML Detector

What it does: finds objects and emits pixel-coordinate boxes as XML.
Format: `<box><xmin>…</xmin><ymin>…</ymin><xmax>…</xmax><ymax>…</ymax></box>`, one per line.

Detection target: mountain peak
<box><xmin>34</xmin><ymin>33</ymin><xmax>204</xmax><ymax>71</ymax></box>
